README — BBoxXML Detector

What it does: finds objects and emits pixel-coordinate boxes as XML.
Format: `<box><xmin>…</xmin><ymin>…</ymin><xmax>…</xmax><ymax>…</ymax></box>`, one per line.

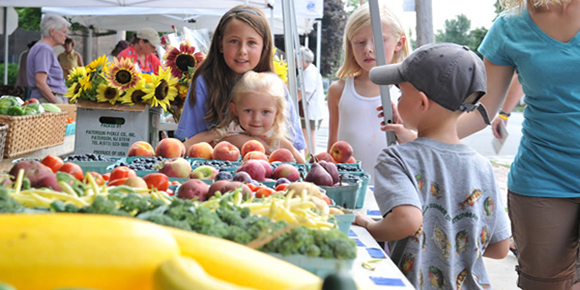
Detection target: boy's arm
<box><xmin>183</xmin><ymin>130</ymin><xmax>220</xmax><ymax>149</ymax></box>
<box><xmin>279</xmin><ymin>138</ymin><xmax>306</xmax><ymax>164</ymax></box>
<box><xmin>483</xmin><ymin>238</ymin><xmax>510</xmax><ymax>259</ymax></box>
<box><xmin>354</xmin><ymin>205</ymin><xmax>423</xmax><ymax>241</ymax></box>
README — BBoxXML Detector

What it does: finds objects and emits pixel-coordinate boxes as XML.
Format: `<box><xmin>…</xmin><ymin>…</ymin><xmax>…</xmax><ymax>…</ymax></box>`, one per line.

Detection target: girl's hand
<box><xmin>491</xmin><ymin>117</ymin><xmax>507</xmax><ymax>139</ymax></box>
<box><xmin>376</xmin><ymin>103</ymin><xmax>417</xmax><ymax>144</ymax></box>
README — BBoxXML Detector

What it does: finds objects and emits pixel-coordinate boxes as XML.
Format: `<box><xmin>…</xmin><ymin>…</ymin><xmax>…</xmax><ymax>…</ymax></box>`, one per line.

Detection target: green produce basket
<box><xmin>341</xmin><ymin>172</ymin><xmax>371</xmax><ymax>209</ymax></box>
<box><xmin>64</xmin><ymin>156</ymin><xmax>120</xmax><ymax>174</ymax></box>
<box><xmin>333</xmin><ymin>211</ymin><xmax>355</xmax><ymax>236</ymax></box>
<box><xmin>267</xmin><ymin>253</ymin><xmax>354</xmax><ymax>278</ymax></box>
<box><xmin>320</xmin><ymin>179</ymin><xmax>361</xmax><ymax>209</ymax></box>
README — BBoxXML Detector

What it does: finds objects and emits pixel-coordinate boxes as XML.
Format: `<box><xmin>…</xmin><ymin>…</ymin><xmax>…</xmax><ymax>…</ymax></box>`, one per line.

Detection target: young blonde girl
<box><xmin>327</xmin><ymin>2</ymin><xmax>409</xmax><ymax>184</ymax></box>
<box><xmin>188</xmin><ymin>71</ymin><xmax>305</xmax><ymax>164</ymax></box>
<box><xmin>176</xmin><ymin>5</ymin><xmax>305</xmax><ymax>152</ymax></box>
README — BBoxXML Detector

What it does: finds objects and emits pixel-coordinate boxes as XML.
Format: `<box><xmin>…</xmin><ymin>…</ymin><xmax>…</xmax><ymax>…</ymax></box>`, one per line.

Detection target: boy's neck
<box><xmin>415</xmin><ymin>109</ymin><xmax>462</xmax><ymax>144</ymax></box>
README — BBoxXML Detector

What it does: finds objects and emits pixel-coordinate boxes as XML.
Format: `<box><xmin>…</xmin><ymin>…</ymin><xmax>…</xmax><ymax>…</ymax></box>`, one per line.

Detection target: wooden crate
<box><xmin>56</xmin><ymin>104</ymin><xmax>77</xmax><ymax>121</ymax></box>
<box><xmin>0</xmin><ymin>112</ymin><xmax>68</xmax><ymax>158</ymax></box>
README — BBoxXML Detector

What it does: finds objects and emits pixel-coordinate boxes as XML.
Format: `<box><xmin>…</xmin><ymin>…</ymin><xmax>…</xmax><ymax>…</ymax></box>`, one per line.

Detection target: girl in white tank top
<box><xmin>326</xmin><ymin>2</ymin><xmax>409</xmax><ymax>185</ymax></box>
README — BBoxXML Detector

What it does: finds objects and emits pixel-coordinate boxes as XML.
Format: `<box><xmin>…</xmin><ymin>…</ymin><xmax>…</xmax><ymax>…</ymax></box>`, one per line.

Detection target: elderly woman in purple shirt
<box><xmin>27</xmin><ymin>14</ymin><xmax>70</xmax><ymax>104</ymax></box>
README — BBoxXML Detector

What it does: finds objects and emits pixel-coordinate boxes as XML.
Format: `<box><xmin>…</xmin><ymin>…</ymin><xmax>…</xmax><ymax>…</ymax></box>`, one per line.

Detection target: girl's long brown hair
<box><xmin>188</xmin><ymin>5</ymin><xmax>274</xmax><ymax>127</ymax></box>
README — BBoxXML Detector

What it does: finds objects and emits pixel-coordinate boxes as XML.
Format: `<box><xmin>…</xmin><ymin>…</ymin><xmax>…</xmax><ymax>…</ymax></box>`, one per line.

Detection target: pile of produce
<box><xmin>0</xmin><ymin>96</ymin><xmax>62</xmax><ymax>116</ymax></box>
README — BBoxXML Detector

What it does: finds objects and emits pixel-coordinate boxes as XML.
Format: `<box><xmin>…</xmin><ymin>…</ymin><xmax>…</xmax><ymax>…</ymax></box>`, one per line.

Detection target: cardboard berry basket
<box><xmin>0</xmin><ymin>112</ymin><xmax>68</xmax><ymax>158</ymax></box>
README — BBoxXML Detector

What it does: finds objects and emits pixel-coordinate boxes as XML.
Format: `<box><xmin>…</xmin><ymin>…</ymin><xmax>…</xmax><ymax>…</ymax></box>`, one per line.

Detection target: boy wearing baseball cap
<box><xmin>354</xmin><ymin>43</ymin><xmax>511</xmax><ymax>289</ymax></box>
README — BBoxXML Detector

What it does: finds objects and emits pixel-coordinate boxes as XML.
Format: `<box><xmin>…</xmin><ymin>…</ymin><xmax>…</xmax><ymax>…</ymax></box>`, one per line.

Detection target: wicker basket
<box><xmin>0</xmin><ymin>112</ymin><xmax>68</xmax><ymax>158</ymax></box>
<box><xmin>0</xmin><ymin>123</ymin><xmax>8</xmax><ymax>161</ymax></box>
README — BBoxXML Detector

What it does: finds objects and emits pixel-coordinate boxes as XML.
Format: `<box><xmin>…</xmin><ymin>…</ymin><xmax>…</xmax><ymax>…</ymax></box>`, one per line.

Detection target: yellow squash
<box><xmin>0</xmin><ymin>213</ymin><xmax>180</xmax><ymax>290</ymax></box>
<box><xmin>165</xmin><ymin>227</ymin><xmax>321</xmax><ymax>290</ymax></box>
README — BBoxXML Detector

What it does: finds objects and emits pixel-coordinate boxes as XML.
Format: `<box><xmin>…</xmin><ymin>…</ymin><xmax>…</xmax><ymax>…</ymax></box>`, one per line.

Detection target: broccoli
<box><xmin>226</xmin><ymin>225</ymin><xmax>253</xmax><ymax>244</ymax></box>
<box><xmin>146</xmin><ymin>215</ymin><xmax>192</xmax><ymax>231</ymax></box>
<box><xmin>0</xmin><ymin>187</ymin><xmax>23</xmax><ymax>213</ymax></box>
<box><xmin>79</xmin><ymin>195</ymin><xmax>129</xmax><ymax>216</ymax></box>
<box><xmin>216</xmin><ymin>206</ymin><xmax>249</xmax><ymax>228</ymax></box>
<box><xmin>305</xmin><ymin>244</ymin><xmax>321</xmax><ymax>257</ymax></box>
<box><xmin>50</xmin><ymin>200</ymin><xmax>80</xmax><ymax>213</ymax></box>
<box><xmin>118</xmin><ymin>193</ymin><xmax>160</xmax><ymax>214</ymax></box>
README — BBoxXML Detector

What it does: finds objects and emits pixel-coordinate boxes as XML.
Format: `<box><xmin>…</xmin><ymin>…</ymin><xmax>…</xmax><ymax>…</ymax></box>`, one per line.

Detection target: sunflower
<box><xmin>107</xmin><ymin>57</ymin><xmax>140</xmax><ymax>91</ymax></box>
<box><xmin>78</xmin><ymin>73</ymin><xmax>93</xmax><ymax>91</ymax></box>
<box><xmin>67</xmin><ymin>66</ymin><xmax>87</xmax><ymax>82</ymax></box>
<box><xmin>142</xmin><ymin>67</ymin><xmax>178</xmax><ymax>110</ymax></box>
<box><xmin>64</xmin><ymin>82</ymin><xmax>82</xmax><ymax>103</ymax></box>
<box><xmin>87</xmin><ymin>55</ymin><xmax>109</xmax><ymax>74</ymax></box>
<box><xmin>96</xmin><ymin>83</ymin><xmax>121</xmax><ymax>105</ymax></box>
<box><xmin>163</xmin><ymin>41</ymin><xmax>206</xmax><ymax>79</ymax></box>
<box><xmin>119</xmin><ymin>78</ymin><xmax>148</xmax><ymax>105</ymax></box>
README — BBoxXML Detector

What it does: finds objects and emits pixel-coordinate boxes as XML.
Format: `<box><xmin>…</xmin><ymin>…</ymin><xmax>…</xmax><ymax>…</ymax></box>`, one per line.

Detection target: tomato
<box><xmin>322</xmin><ymin>195</ymin><xmax>332</xmax><ymax>205</ymax></box>
<box><xmin>170</xmin><ymin>180</ymin><xmax>181</xmax><ymax>185</ymax></box>
<box><xmin>102</xmin><ymin>172</ymin><xmax>110</xmax><ymax>181</ymax></box>
<box><xmin>166</xmin><ymin>188</ymin><xmax>174</xmax><ymax>196</ymax></box>
<box><xmin>275</xmin><ymin>183</ymin><xmax>289</xmax><ymax>192</ymax></box>
<box><xmin>86</xmin><ymin>171</ymin><xmax>105</xmax><ymax>186</ymax></box>
<box><xmin>41</xmin><ymin>154</ymin><xmax>64</xmax><ymax>173</ymax></box>
<box><xmin>108</xmin><ymin>177</ymin><xmax>128</xmax><ymax>187</ymax></box>
<box><xmin>109</xmin><ymin>166</ymin><xmax>137</xmax><ymax>183</ymax></box>
<box><xmin>246</xmin><ymin>183</ymin><xmax>261</xmax><ymax>192</ymax></box>
<box><xmin>142</xmin><ymin>173</ymin><xmax>169</xmax><ymax>191</ymax></box>
<box><xmin>57</xmin><ymin>162</ymin><xmax>84</xmax><ymax>180</ymax></box>
<box><xmin>23</xmin><ymin>98</ymin><xmax>39</xmax><ymax>105</ymax></box>
<box><xmin>255</xmin><ymin>187</ymin><xmax>275</xmax><ymax>198</ymax></box>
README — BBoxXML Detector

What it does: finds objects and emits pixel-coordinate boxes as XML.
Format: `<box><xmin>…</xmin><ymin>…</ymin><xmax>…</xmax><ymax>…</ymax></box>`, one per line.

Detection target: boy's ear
<box><xmin>418</xmin><ymin>92</ymin><xmax>430</xmax><ymax>111</ymax></box>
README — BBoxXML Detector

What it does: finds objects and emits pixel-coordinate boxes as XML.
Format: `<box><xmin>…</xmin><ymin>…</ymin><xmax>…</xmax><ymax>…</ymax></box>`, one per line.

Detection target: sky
<box><xmin>391</xmin><ymin>0</ymin><xmax>498</xmax><ymax>34</ymax></box>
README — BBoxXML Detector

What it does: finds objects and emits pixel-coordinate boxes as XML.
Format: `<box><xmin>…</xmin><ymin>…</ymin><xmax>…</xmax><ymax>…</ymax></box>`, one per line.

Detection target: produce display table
<box><xmin>0</xmin><ymin>135</ymin><xmax>75</xmax><ymax>172</ymax></box>
<box><xmin>350</xmin><ymin>225</ymin><xmax>415</xmax><ymax>289</ymax></box>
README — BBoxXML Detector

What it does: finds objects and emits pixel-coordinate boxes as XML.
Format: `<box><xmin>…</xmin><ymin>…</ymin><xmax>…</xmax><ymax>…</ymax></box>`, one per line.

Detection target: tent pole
<box><xmin>315</xmin><ymin>19</ymin><xmax>321</xmax><ymax>74</ymax></box>
<box><xmin>368</xmin><ymin>0</ymin><xmax>396</xmax><ymax>146</ymax></box>
<box><xmin>88</xmin><ymin>25</ymin><xmax>93</xmax><ymax>62</ymax></box>
<box><xmin>3</xmin><ymin>7</ymin><xmax>8</xmax><ymax>85</ymax></box>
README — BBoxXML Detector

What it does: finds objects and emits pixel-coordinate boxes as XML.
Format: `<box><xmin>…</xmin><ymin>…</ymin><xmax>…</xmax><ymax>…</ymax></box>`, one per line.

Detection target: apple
<box><xmin>272</xmin><ymin>163</ymin><xmax>300</xmax><ymax>182</ymax></box>
<box><xmin>236</xmin><ymin>160</ymin><xmax>267</xmax><ymax>181</ymax></box>
<box><xmin>177</xmin><ymin>179</ymin><xmax>210</xmax><ymax>201</ymax></box>
<box><xmin>190</xmin><ymin>165</ymin><xmax>219</xmax><ymax>180</ymax></box>
<box><xmin>187</xmin><ymin>142</ymin><xmax>214</xmax><ymax>160</ymax></box>
<box><xmin>241</xmin><ymin>140</ymin><xmax>265</xmax><ymax>157</ymax></box>
<box><xmin>329</xmin><ymin>141</ymin><xmax>354</xmax><ymax>163</ymax></box>
<box><xmin>127</xmin><ymin>141</ymin><xmax>155</xmax><ymax>157</ymax></box>
<box><xmin>155</xmin><ymin>138</ymin><xmax>186</xmax><ymax>158</ymax></box>
<box><xmin>213</xmin><ymin>141</ymin><xmax>241</xmax><ymax>161</ymax></box>
<box><xmin>268</xmin><ymin>148</ymin><xmax>295</xmax><ymax>163</ymax></box>
<box><xmin>123</xmin><ymin>176</ymin><xmax>149</xmax><ymax>190</ymax></box>
<box><xmin>156</xmin><ymin>157</ymin><xmax>192</xmax><ymax>179</ymax></box>
<box><xmin>233</xmin><ymin>171</ymin><xmax>253</xmax><ymax>183</ymax></box>
<box><xmin>243</xmin><ymin>151</ymin><xmax>268</xmax><ymax>162</ymax></box>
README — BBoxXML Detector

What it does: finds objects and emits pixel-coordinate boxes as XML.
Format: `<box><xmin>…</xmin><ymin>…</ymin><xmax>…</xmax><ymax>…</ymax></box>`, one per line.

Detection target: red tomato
<box><xmin>166</xmin><ymin>188</ymin><xmax>174</xmax><ymax>196</ymax></box>
<box><xmin>57</xmin><ymin>162</ymin><xmax>84</xmax><ymax>180</ymax></box>
<box><xmin>108</xmin><ymin>177</ymin><xmax>128</xmax><ymax>187</ymax></box>
<box><xmin>246</xmin><ymin>183</ymin><xmax>261</xmax><ymax>192</ymax></box>
<box><xmin>40</xmin><ymin>154</ymin><xmax>64</xmax><ymax>173</ymax></box>
<box><xmin>86</xmin><ymin>171</ymin><xmax>105</xmax><ymax>186</ymax></box>
<box><xmin>109</xmin><ymin>166</ymin><xmax>137</xmax><ymax>183</ymax></box>
<box><xmin>275</xmin><ymin>183</ymin><xmax>289</xmax><ymax>192</ymax></box>
<box><xmin>322</xmin><ymin>195</ymin><xmax>332</xmax><ymax>205</ymax></box>
<box><xmin>23</xmin><ymin>98</ymin><xmax>39</xmax><ymax>105</ymax></box>
<box><xmin>142</xmin><ymin>173</ymin><xmax>169</xmax><ymax>191</ymax></box>
<box><xmin>255</xmin><ymin>187</ymin><xmax>275</xmax><ymax>198</ymax></box>
<box><xmin>102</xmin><ymin>172</ymin><xmax>110</xmax><ymax>181</ymax></box>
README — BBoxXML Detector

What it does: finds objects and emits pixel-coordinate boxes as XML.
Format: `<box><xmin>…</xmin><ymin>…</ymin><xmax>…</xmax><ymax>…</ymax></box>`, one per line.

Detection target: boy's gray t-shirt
<box><xmin>374</xmin><ymin>137</ymin><xmax>511</xmax><ymax>290</ymax></box>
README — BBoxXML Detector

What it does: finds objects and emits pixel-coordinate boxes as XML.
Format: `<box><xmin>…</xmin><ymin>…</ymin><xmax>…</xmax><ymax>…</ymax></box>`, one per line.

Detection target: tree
<box><xmin>314</xmin><ymin>0</ymin><xmax>347</xmax><ymax>77</ymax></box>
<box><xmin>434</xmin><ymin>14</ymin><xmax>471</xmax><ymax>45</ymax></box>
<box><xmin>15</xmin><ymin>8</ymin><xmax>41</xmax><ymax>31</ymax></box>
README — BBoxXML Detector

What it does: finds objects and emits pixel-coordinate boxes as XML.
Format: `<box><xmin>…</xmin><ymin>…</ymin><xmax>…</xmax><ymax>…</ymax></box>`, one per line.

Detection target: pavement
<box><xmin>312</xmin><ymin>105</ymin><xmax>522</xmax><ymax>290</ymax></box>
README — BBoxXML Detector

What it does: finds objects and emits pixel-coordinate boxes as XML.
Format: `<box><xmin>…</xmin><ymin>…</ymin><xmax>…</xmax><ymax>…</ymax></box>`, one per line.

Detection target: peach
<box><xmin>127</xmin><ymin>141</ymin><xmax>155</xmax><ymax>157</ymax></box>
<box><xmin>345</xmin><ymin>156</ymin><xmax>357</xmax><ymax>164</ymax></box>
<box><xmin>157</xmin><ymin>157</ymin><xmax>192</xmax><ymax>179</ymax></box>
<box><xmin>241</xmin><ymin>140</ymin><xmax>265</xmax><ymax>157</ymax></box>
<box><xmin>155</xmin><ymin>138</ymin><xmax>185</xmax><ymax>158</ymax></box>
<box><xmin>272</xmin><ymin>164</ymin><xmax>300</xmax><ymax>182</ymax></box>
<box><xmin>124</xmin><ymin>176</ymin><xmax>149</xmax><ymax>190</ymax></box>
<box><xmin>237</xmin><ymin>159</ymin><xmax>273</xmax><ymax>181</ymax></box>
<box><xmin>268</xmin><ymin>148</ymin><xmax>295</xmax><ymax>163</ymax></box>
<box><xmin>329</xmin><ymin>141</ymin><xmax>354</xmax><ymax>163</ymax></box>
<box><xmin>243</xmin><ymin>151</ymin><xmax>268</xmax><ymax>162</ymax></box>
<box><xmin>309</xmin><ymin>152</ymin><xmax>335</xmax><ymax>163</ymax></box>
<box><xmin>187</xmin><ymin>142</ymin><xmax>213</xmax><ymax>160</ymax></box>
<box><xmin>213</xmin><ymin>141</ymin><xmax>241</xmax><ymax>161</ymax></box>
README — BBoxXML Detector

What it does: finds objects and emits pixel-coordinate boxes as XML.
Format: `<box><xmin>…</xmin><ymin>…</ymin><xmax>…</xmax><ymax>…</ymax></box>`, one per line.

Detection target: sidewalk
<box><xmin>313</xmin><ymin>111</ymin><xmax>519</xmax><ymax>290</ymax></box>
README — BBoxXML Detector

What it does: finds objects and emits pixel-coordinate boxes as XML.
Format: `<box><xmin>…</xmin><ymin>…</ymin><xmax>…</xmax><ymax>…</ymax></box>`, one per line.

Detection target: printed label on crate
<box><xmin>85</xmin><ymin>130</ymin><xmax>135</xmax><ymax>155</ymax></box>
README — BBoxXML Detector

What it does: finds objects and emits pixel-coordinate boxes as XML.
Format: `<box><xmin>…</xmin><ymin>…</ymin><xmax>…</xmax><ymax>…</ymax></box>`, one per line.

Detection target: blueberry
<box><xmin>215</xmin><ymin>171</ymin><xmax>233</xmax><ymax>181</ymax></box>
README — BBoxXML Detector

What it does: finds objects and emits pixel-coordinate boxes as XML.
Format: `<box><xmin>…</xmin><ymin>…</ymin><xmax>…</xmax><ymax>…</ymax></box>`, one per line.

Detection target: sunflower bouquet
<box><xmin>162</xmin><ymin>40</ymin><xmax>206</xmax><ymax>120</ymax></box>
<box><xmin>64</xmin><ymin>55</ymin><xmax>184</xmax><ymax>113</ymax></box>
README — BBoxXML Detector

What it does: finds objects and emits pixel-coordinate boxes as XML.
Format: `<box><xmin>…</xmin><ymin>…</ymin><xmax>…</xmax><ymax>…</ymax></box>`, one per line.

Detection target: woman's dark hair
<box><xmin>188</xmin><ymin>5</ymin><xmax>274</xmax><ymax>126</ymax></box>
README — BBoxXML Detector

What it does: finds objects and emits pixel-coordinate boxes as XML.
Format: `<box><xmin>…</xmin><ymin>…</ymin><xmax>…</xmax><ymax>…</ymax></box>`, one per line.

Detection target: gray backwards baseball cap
<box><xmin>370</xmin><ymin>42</ymin><xmax>486</xmax><ymax>113</ymax></box>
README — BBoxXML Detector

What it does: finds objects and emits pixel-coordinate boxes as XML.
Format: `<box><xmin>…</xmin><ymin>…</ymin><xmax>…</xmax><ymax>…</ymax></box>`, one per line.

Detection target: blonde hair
<box><xmin>336</xmin><ymin>2</ymin><xmax>410</xmax><ymax>78</ymax></box>
<box><xmin>215</xmin><ymin>71</ymin><xmax>289</xmax><ymax>142</ymax></box>
<box><xmin>500</xmin><ymin>0</ymin><xmax>572</xmax><ymax>11</ymax></box>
